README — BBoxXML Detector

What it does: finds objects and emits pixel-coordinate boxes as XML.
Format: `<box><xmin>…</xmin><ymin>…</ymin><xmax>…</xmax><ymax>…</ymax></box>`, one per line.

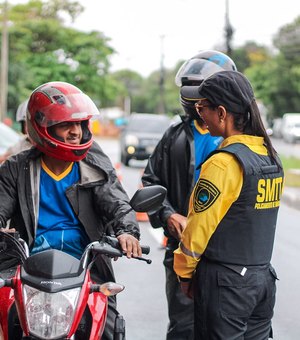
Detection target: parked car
<box><xmin>120</xmin><ymin>113</ymin><xmax>171</xmax><ymax>166</ymax></box>
<box><xmin>271</xmin><ymin>118</ymin><xmax>283</xmax><ymax>138</ymax></box>
<box><xmin>0</xmin><ymin>122</ymin><xmax>21</xmax><ymax>156</ymax></box>
<box><xmin>281</xmin><ymin>113</ymin><xmax>300</xmax><ymax>143</ymax></box>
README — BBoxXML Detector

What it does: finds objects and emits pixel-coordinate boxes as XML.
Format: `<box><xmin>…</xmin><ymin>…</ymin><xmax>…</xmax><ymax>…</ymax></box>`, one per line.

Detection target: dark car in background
<box><xmin>120</xmin><ymin>113</ymin><xmax>171</xmax><ymax>166</ymax></box>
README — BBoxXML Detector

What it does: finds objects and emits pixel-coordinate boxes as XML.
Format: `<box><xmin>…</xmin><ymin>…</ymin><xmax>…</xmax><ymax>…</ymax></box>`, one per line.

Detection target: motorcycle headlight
<box><xmin>23</xmin><ymin>284</ymin><xmax>81</xmax><ymax>339</ymax></box>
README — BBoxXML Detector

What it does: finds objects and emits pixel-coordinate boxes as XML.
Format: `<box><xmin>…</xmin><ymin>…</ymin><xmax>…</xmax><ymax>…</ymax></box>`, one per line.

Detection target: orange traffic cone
<box><xmin>161</xmin><ymin>236</ymin><xmax>168</xmax><ymax>249</ymax></box>
<box><xmin>136</xmin><ymin>209</ymin><xmax>149</xmax><ymax>222</ymax></box>
<box><xmin>136</xmin><ymin>169</ymin><xmax>149</xmax><ymax>222</ymax></box>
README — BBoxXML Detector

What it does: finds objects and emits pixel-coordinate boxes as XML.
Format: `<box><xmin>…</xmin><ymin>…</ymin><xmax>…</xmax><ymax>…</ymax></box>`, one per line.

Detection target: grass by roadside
<box><xmin>280</xmin><ymin>155</ymin><xmax>300</xmax><ymax>187</ymax></box>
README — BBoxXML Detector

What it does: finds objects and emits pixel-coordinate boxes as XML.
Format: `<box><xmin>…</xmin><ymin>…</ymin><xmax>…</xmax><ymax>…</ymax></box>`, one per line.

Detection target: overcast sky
<box><xmin>11</xmin><ymin>0</ymin><xmax>300</xmax><ymax>76</ymax></box>
<box><xmin>71</xmin><ymin>0</ymin><xmax>300</xmax><ymax>76</ymax></box>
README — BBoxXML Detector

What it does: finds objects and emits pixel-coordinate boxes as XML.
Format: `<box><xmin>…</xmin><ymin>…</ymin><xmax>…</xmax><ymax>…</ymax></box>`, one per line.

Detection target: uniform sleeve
<box><xmin>174</xmin><ymin>153</ymin><xmax>243</xmax><ymax>278</ymax></box>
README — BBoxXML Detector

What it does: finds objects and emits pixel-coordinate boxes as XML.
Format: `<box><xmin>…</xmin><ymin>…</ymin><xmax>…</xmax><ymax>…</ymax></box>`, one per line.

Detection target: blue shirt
<box><xmin>192</xmin><ymin>120</ymin><xmax>222</xmax><ymax>182</ymax></box>
<box><xmin>31</xmin><ymin>161</ymin><xmax>90</xmax><ymax>259</ymax></box>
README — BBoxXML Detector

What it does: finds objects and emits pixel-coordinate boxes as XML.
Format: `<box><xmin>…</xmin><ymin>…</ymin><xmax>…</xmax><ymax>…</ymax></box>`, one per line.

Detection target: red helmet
<box><xmin>27</xmin><ymin>81</ymin><xmax>99</xmax><ymax>161</ymax></box>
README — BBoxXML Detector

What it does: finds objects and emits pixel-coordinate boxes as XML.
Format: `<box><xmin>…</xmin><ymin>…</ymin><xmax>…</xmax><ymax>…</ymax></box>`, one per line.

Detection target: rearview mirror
<box><xmin>130</xmin><ymin>185</ymin><xmax>166</xmax><ymax>213</ymax></box>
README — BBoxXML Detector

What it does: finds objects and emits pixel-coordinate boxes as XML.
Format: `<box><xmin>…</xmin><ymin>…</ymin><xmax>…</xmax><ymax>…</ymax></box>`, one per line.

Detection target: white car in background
<box><xmin>281</xmin><ymin>113</ymin><xmax>300</xmax><ymax>143</ymax></box>
<box><xmin>271</xmin><ymin>118</ymin><xmax>283</xmax><ymax>138</ymax></box>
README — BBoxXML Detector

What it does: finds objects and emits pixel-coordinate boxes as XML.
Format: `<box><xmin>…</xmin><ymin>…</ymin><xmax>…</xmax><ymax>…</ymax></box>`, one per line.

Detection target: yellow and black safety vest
<box><xmin>204</xmin><ymin>143</ymin><xmax>284</xmax><ymax>266</ymax></box>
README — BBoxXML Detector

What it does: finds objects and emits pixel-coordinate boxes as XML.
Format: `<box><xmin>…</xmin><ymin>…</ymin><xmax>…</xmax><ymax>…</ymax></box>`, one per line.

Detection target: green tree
<box><xmin>111</xmin><ymin>66</ymin><xmax>182</xmax><ymax>116</ymax></box>
<box><xmin>246</xmin><ymin>17</ymin><xmax>300</xmax><ymax>117</ymax></box>
<box><xmin>111</xmin><ymin>69</ymin><xmax>145</xmax><ymax>111</ymax></box>
<box><xmin>231</xmin><ymin>41</ymin><xmax>272</xmax><ymax>72</ymax></box>
<box><xmin>273</xmin><ymin>16</ymin><xmax>300</xmax><ymax>61</ymax></box>
<box><xmin>1</xmin><ymin>0</ymin><xmax>116</xmax><ymax>118</ymax></box>
<box><xmin>246</xmin><ymin>54</ymin><xmax>300</xmax><ymax>118</ymax></box>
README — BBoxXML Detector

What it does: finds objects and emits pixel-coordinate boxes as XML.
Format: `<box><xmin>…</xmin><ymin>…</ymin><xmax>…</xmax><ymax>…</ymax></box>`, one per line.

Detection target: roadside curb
<box><xmin>282</xmin><ymin>187</ymin><xmax>300</xmax><ymax>210</ymax></box>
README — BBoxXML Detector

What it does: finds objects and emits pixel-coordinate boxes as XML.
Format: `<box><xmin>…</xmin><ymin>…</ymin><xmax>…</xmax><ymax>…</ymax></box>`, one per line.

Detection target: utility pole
<box><xmin>158</xmin><ymin>34</ymin><xmax>166</xmax><ymax>114</ymax></box>
<box><xmin>0</xmin><ymin>0</ymin><xmax>9</xmax><ymax>122</ymax></box>
<box><xmin>224</xmin><ymin>0</ymin><xmax>234</xmax><ymax>56</ymax></box>
<box><xmin>124</xmin><ymin>96</ymin><xmax>131</xmax><ymax>117</ymax></box>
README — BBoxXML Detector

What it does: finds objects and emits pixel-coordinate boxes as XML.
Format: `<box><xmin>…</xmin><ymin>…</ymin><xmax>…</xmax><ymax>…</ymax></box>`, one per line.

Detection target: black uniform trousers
<box><xmin>194</xmin><ymin>257</ymin><xmax>277</xmax><ymax>340</ymax></box>
<box><xmin>164</xmin><ymin>244</ymin><xmax>194</xmax><ymax>340</ymax></box>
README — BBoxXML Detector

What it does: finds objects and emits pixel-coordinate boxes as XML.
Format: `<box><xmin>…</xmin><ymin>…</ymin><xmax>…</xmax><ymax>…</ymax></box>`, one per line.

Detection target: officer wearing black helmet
<box><xmin>142</xmin><ymin>50</ymin><xmax>237</xmax><ymax>340</ymax></box>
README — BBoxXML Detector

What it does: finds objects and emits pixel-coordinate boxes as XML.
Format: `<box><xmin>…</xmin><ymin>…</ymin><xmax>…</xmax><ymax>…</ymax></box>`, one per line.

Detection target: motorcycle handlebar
<box><xmin>104</xmin><ymin>235</ymin><xmax>150</xmax><ymax>255</ymax></box>
<box><xmin>88</xmin><ymin>236</ymin><xmax>152</xmax><ymax>264</ymax></box>
<box><xmin>141</xmin><ymin>245</ymin><xmax>150</xmax><ymax>255</ymax></box>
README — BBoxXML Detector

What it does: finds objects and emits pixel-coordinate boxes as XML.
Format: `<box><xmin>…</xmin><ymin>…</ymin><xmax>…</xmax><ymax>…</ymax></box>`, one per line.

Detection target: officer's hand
<box><xmin>180</xmin><ymin>280</ymin><xmax>194</xmax><ymax>299</ymax></box>
<box><xmin>167</xmin><ymin>213</ymin><xmax>187</xmax><ymax>241</ymax></box>
<box><xmin>117</xmin><ymin>233</ymin><xmax>142</xmax><ymax>258</ymax></box>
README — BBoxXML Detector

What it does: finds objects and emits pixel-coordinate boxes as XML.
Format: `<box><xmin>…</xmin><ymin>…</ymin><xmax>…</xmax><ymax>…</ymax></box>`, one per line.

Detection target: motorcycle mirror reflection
<box><xmin>99</xmin><ymin>282</ymin><xmax>125</xmax><ymax>296</ymax></box>
<box><xmin>130</xmin><ymin>185</ymin><xmax>167</xmax><ymax>213</ymax></box>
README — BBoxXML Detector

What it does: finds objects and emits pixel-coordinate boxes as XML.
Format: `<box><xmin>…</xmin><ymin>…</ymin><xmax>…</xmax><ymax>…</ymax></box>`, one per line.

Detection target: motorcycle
<box><xmin>0</xmin><ymin>185</ymin><xmax>166</xmax><ymax>340</ymax></box>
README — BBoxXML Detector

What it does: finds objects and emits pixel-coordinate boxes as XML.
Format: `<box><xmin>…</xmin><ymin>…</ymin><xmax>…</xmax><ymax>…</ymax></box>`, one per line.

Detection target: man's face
<box><xmin>51</xmin><ymin>121</ymin><xmax>82</xmax><ymax>145</ymax></box>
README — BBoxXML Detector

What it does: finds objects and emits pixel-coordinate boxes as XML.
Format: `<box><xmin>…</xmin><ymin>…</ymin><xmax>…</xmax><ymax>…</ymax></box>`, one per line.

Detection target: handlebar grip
<box><xmin>104</xmin><ymin>235</ymin><xmax>150</xmax><ymax>255</ymax></box>
<box><xmin>92</xmin><ymin>242</ymin><xmax>123</xmax><ymax>257</ymax></box>
<box><xmin>141</xmin><ymin>245</ymin><xmax>150</xmax><ymax>255</ymax></box>
<box><xmin>0</xmin><ymin>229</ymin><xmax>20</xmax><ymax>240</ymax></box>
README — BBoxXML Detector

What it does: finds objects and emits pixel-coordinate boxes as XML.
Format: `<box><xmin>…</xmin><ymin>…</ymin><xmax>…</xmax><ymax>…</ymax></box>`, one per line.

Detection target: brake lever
<box><xmin>135</xmin><ymin>256</ymin><xmax>152</xmax><ymax>264</ymax></box>
<box><xmin>122</xmin><ymin>252</ymin><xmax>152</xmax><ymax>264</ymax></box>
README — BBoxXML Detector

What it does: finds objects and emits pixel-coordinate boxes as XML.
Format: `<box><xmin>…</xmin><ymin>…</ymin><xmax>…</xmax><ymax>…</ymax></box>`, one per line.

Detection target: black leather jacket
<box><xmin>0</xmin><ymin>141</ymin><xmax>139</xmax><ymax>281</ymax></box>
<box><xmin>142</xmin><ymin>116</ymin><xmax>195</xmax><ymax>245</ymax></box>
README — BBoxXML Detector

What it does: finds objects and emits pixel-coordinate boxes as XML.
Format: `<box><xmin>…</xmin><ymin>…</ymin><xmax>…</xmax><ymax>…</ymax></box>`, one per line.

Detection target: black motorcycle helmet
<box><xmin>175</xmin><ymin>50</ymin><xmax>237</xmax><ymax>120</ymax></box>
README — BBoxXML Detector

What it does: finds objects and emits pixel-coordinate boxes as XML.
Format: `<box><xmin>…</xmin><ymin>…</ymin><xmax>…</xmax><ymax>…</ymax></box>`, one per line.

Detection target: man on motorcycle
<box><xmin>0</xmin><ymin>81</ymin><xmax>142</xmax><ymax>340</ymax></box>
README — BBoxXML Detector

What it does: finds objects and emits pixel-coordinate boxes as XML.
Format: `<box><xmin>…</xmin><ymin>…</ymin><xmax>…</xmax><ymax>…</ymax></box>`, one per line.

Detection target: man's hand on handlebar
<box><xmin>117</xmin><ymin>233</ymin><xmax>142</xmax><ymax>258</ymax></box>
<box><xmin>0</xmin><ymin>227</ymin><xmax>16</xmax><ymax>233</ymax></box>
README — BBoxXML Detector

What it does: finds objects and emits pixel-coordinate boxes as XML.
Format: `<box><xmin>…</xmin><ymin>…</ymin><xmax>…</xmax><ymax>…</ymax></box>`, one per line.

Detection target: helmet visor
<box><xmin>175</xmin><ymin>59</ymin><xmax>227</xmax><ymax>87</ymax></box>
<box><xmin>34</xmin><ymin>93</ymin><xmax>100</xmax><ymax>127</ymax></box>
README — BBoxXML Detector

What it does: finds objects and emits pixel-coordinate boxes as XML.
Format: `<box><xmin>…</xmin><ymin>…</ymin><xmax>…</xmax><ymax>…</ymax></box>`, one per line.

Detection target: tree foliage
<box><xmin>231</xmin><ymin>41</ymin><xmax>272</xmax><ymax>72</ymax></box>
<box><xmin>273</xmin><ymin>16</ymin><xmax>300</xmax><ymax>60</ymax></box>
<box><xmin>111</xmin><ymin>66</ymin><xmax>182</xmax><ymax>116</ymax></box>
<box><xmin>247</xmin><ymin>16</ymin><xmax>300</xmax><ymax>117</ymax></box>
<box><xmin>1</xmin><ymin>1</ymin><xmax>299</xmax><ymax>122</ymax></box>
<box><xmin>1</xmin><ymin>0</ymin><xmax>116</xmax><ymax>118</ymax></box>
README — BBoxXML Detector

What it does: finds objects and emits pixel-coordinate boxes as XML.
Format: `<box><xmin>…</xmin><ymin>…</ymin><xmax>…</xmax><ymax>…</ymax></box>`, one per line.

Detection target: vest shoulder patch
<box><xmin>193</xmin><ymin>179</ymin><xmax>220</xmax><ymax>213</ymax></box>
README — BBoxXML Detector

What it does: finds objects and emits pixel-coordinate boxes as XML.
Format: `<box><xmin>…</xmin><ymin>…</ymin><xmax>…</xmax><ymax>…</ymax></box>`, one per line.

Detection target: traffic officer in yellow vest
<box><xmin>174</xmin><ymin>70</ymin><xmax>284</xmax><ymax>340</ymax></box>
